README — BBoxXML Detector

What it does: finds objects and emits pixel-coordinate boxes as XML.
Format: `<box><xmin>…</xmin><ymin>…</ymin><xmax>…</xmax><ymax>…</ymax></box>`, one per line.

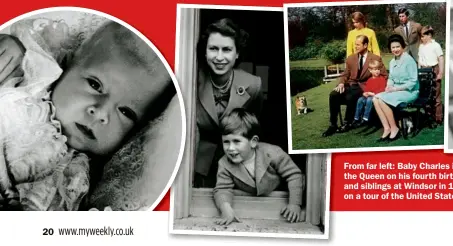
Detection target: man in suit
<box><xmin>394</xmin><ymin>8</ymin><xmax>422</xmax><ymax>62</ymax></box>
<box><xmin>322</xmin><ymin>35</ymin><xmax>388</xmax><ymax>137</ymax></box>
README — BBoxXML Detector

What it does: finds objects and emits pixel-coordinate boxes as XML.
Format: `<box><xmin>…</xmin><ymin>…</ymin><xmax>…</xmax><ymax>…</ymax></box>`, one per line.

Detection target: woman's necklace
<box><xmin>210</xmin><ymin>71</ymin><xmax>233</xmax><ymax>94</ymax></box>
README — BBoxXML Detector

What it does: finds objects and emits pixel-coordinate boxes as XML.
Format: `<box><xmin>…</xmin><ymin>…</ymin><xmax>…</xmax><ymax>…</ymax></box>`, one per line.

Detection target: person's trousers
<box><xmin>354</xmin><ymin>96</ymin><xmax>374</xmax><ymax>121</ymax></box>
<box><xmin>329</xmin><ymin>83</ymin><xmax>363</xmax><ymax>126</ymax></box>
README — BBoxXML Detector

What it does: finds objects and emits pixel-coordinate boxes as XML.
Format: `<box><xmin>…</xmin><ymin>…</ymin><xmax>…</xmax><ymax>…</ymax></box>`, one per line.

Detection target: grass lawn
<box><xmin>290</xmin><ymin>53</ymin><xmax>394</xmax><ymax>70</ymax></box>
<box><xmin>290</xmin><ymin>79</ymin><xmax>444</xmax><ymax>151</ymax></box>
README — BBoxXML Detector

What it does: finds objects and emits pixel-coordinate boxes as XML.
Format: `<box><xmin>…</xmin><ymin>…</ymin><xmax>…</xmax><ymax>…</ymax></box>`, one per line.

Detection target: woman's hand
<box><xmin>281</xmin><ymin>204</ymin><xmax>302</xmax><ymax>223</ymax></box>
<box><xmin>385</xmin><ymin>86</ymin><xmax>397</xmax><ymax>92</ymax></box>
<box><xmin>0</xmin><ymin>34</ymin><xmax>25</xmax><ymax>83</ymax></box>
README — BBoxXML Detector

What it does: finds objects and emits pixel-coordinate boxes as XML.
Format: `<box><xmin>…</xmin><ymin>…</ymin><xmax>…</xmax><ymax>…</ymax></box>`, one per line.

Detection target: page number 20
<box><xmin>43</xmin><ymin>228</ymin><xmax>54</xmax><ymax>235</ymax></box>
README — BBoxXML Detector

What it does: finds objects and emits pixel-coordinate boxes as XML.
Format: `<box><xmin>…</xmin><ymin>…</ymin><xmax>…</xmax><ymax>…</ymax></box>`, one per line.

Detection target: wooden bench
<box><xmin>323</xmin><ymin>64</ymin><xmax>342</xmax><ymax>83</ymax></box>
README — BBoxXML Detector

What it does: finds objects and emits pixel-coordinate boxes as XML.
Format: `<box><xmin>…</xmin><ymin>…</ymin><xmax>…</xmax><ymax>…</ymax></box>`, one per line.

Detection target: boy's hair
<box><xmin>398</xmin><ymin>8</ymin><xmax>410</xmax><ymax>17</ymax></box>
<box><xmin>421</xmin><ymin>25</ymin><xmax>435</xmax><ymax>36</ymax></box>
<box><xmin>220</xmin><ymin>108</ymin><xmax>260</xmax><ymax>139</ymax></box>
<box><xmin>368</xmin><ymin>59</ymin><xmax>381</xmax><ymax>69</ymax></box>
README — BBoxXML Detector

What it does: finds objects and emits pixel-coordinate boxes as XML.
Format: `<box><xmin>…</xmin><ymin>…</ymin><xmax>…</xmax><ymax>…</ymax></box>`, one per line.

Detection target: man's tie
<box><xmin>405</xmin><ymin>24</ymin><xmax>409</xmax><ymax>38</ymax></box>
<box><xmin>357</xmin><ymin>55</ymin><xmax>363</xmax><ymax>79</ymax></box>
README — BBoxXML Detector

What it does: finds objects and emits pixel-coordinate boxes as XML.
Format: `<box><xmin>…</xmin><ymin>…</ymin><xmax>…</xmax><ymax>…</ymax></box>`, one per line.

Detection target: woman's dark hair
<box><xmin>196</xmin><ymin>18</ymin><xmax>249</xmax><ymax>70</ymax></box>
<box><xmin>387</xmin><ymin>34</ymin><xmax>406</xmax><ymax>50</ymax></box>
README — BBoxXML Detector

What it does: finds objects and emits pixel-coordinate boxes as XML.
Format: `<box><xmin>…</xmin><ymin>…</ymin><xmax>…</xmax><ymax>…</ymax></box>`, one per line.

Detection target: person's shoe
<box><xmin>388</xmin><ymin>130</ymin><xmax>401</xmax><ymax>142</ymax></box>
<box><xmin>337</xmin><ymin>123</ymin><xmax>352</xmax><ymax>133</ymax></box>
<box><xmin>352</xmin><ymin>120</ymin><xmax>366</xmax><ymax>129</ymax></box>
<box><xmin>376</xmin><ymin>135</ymin><xmax>389</xmax><ymax>143</ymax></box>
<box><xmin>322</xmin><ymin>125</ymin><xmax>338</xmax><ymax>137</ymax></box>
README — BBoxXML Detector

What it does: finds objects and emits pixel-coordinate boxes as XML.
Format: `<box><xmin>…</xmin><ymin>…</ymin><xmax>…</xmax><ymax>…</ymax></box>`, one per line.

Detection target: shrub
<box><xmin>321</xmin><ymin>40</ymin><xmax>346</xmax><ymax>64</ymax></box>
<box><xmin>289</xmin><ymin>41</ymin><xmax>323</xmax><ymax>61</ymax></box>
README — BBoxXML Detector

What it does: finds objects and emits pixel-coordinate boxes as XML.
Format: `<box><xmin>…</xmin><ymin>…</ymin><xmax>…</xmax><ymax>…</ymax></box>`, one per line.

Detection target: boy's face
<box><xmin>369</xmin><ymin>67</ymin><xmax>380</xmax><ymax>77</ymax></box>
<box><xmin>222</xmin><ymin>133</ymin><xmax>257</xmax><ymax>164</ymax></box>
<box><xmin>52</xmin><ymin>47</ymin><xmax>169</xmax><ymax>156</ymax></box>
<box><xmin>399</xmin><ymin>13</ymin><xmax>408</xmax><ymax>25</ymax></box>
<box><xmin>421</xmin><ymin>33</ymin><xmax>431</xmax><ymax>44</ymax></box>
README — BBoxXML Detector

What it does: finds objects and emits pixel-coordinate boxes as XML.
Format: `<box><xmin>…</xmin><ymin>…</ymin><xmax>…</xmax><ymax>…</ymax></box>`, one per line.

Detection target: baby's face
<box><xmin>52</xmin><ymin>49</ymin><xmax>169</xmax><ymax>156</ymax></box>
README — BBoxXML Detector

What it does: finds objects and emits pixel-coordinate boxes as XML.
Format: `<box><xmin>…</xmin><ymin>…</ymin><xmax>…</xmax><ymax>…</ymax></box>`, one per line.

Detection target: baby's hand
<box><xmin>215</xmin><ymin>203</ymin><xmax>240</xmax><ymax>226</ymax></box>
<box><xmin>281</xmin><ymin>204</ymin><xmax>302</xmax><ymax>223</ymax></box>
<box><xmin>0</xmin><ymin>34</ymin><xmax>25</xmax><ymax>83</ymax></box>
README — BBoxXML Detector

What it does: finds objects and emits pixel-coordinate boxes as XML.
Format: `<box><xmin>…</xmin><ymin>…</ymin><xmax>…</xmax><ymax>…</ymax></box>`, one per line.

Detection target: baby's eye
<box><xmin>87</xmin><ymin>78</ymin><xmax>102</xmax><ymax>92</ymax></box>
<box><xmin>119</xmin><ymin>107</ymin><xmax>138</xmax><ymax>122</ymax></box>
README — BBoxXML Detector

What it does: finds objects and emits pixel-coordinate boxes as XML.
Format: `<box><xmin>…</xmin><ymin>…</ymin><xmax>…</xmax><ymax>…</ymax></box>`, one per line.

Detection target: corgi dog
<box><xmin>295</xmin><ymin>95</ymin><xmax>308</xmax><ymax>115</ymax></box>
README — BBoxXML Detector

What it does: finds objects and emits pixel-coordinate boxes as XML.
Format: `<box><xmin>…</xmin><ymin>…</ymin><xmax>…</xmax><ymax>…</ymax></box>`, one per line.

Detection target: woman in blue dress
<box><xmin>373</xmin><ymin>34</ymin><xmax>419</xmax><ymax>142</ymax></box>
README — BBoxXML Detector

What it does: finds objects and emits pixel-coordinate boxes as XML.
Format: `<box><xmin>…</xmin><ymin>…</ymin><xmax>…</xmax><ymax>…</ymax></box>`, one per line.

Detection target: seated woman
<box><xmin>373</xmin><ymin>34</ymin><xmax>419</xmax><ymax>142</ymax></box>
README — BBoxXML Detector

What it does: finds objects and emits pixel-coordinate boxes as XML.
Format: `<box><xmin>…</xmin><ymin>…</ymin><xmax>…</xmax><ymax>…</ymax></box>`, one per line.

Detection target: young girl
<box><xmin>0</xmin><ymin>19</ymin><xmax>174</xmax><ymax>210</ymax></box>
<box><xmin>352</xmin><ymin>59</ymin><xmax>387</xmax><ymax>128</ymax></box>
<box><xmin>418</xmin><ymin>25</ymin><xmax>444</xmax><ymax>124</ymax></box>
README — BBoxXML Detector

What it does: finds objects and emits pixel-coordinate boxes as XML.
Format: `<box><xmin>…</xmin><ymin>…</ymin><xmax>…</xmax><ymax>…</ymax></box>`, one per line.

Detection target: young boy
<box><xmin>418</xmin><ymin>25</ymin><xmax>444</xmax><ymax>124</ymax></box>
<box><xmin>213</xmin><ymin>108</ymin><xmax>304</xmax><ymax>225</ymax></box>
<box><xmin>352</xmin><ymin>59</ymin><xmax>387</xmax><ymax>128</ymax></box>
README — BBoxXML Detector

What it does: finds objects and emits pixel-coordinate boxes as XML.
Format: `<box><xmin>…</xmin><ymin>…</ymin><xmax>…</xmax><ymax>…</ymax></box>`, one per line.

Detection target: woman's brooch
<box><xmin>236</xmin><ymin>86</ymin><xmax>245</xmax><ymax>96</ymax></box>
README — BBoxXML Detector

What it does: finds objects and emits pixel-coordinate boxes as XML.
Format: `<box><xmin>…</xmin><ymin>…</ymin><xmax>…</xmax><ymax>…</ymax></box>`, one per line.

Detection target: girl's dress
<box><xmin>0</xmin><ymin>21</ymin><xmax>90</xmax><ymax>211</ymax></box>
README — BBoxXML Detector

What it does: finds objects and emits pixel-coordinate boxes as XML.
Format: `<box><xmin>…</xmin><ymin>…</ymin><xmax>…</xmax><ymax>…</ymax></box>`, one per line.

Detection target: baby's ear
<box><xmin>250</xmin><ymin>135</ymin><xmax>259</xmax><ymax>148</ymax></box>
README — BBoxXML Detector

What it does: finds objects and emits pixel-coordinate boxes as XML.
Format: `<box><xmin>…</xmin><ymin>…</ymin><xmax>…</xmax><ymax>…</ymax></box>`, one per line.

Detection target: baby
<box><xmin>352</xmin><ymin>59</ymin><xmax>387</xmax><ymax>128</ymax></box>
<box><xmin>0</xmin><ymin>20</ymin><xmax>173</xmax><ymax>210</ymax></box>
<box><xmin>418</xmin><ymin>25</ymin><xmax>444</xmax><ymax>124</ymax></box>
<box><xmin>213</xmin><ymin>108</ymin><xmax>304</xmax><ymax>225</ymax></box>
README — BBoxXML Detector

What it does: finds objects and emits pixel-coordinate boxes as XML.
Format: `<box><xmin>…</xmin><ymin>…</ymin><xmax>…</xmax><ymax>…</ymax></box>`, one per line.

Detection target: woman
<box><xmin>195</xmin><ymin>18</ymin><xmax>264</xmax><ymax>187</ymax></box>
<box><xmin>346</xmin><ymin>12</ymin><xmax>380</xmax><ymax>57</ymax></box>
<box><xmin>373</xmin><ymin>34</ymin><xmax>419</xmax><ymax>142</ymax></box>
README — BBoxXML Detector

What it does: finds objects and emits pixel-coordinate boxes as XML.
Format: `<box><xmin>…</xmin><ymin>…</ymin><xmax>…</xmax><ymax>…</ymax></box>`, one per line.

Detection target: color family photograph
<box><xmin>285</xmin><ymin>0</ymin><xmax>447</xmax><ymax>153</ymax></box>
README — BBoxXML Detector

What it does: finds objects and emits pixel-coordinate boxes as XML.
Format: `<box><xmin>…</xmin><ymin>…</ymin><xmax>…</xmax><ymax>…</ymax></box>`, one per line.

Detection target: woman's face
<box><xmin>205</xmin><ymin>32</ymin><xmax>239</xmax><ymax>76</ymax></box>
<box><xmin>352</xmin><ymin>19</ymin><xmax>363</xmax><ymax>29</ymax></box>
<box><xmin>390</xmin><ymin>41</ymin><xmax>403</xmax><ymax>57</ymax></box>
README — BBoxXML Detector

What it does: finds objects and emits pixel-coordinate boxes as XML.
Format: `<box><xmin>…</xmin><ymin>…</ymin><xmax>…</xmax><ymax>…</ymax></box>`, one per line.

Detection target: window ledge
<box><xmin>173</xmin><ymin>217</ymin><xmax>323</xmax><ymax>235</ymax></box>
<box><xmin>190</xmin><ymin>188</ymin><xmax>306</xmax><ymax>221</ymax></box>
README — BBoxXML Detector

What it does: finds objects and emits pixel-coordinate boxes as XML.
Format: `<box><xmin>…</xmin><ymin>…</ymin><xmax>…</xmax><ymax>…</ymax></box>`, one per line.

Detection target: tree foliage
<box><xmin>287</xmin><ymin>2</ymin><xmax>446</xmax><ymax>61</ymax></box>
